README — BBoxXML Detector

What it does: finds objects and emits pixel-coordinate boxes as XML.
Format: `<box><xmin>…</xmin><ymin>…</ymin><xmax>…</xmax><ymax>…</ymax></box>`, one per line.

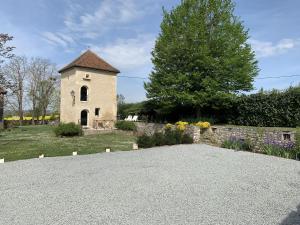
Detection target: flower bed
<box><xmin>136</xmin><ymin>120</ymin><xmax>211</xmax><ymax>148</ymax></box>
<box><xmin>262</xmin><ymin>138</ymin><xmax>298</xmax><ymax>160</ymax></box>
<box><xmin>221</xmin><ymin>133</ymin><xmax>300</xmax><ymax>160</ymax></box>
<box><xmin>221</xmin><ymin>136</ymin><xmax>253</xmax><ymax>152</ymax></box>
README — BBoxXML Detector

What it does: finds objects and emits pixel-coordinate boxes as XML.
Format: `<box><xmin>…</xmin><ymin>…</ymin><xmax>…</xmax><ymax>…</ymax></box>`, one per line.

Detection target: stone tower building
<box><xmin>59</xmin><ymin>50</ymin><xmax>120</xmax><ymax>129</ymax></box>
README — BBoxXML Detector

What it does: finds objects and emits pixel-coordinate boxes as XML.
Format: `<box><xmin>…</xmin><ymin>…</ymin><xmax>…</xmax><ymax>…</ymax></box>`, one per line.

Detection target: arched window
<box><xmin>80</xmin><ymin>86</ymin><xmax>88</xmax><ymax>101</ymax></box>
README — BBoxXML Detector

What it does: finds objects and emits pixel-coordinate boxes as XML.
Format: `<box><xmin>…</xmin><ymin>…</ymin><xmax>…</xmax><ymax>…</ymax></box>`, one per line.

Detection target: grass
<box><xmin>0</xmin><ymin>125</ymin><xmax>136</xmax><ymax>162</ymax></box>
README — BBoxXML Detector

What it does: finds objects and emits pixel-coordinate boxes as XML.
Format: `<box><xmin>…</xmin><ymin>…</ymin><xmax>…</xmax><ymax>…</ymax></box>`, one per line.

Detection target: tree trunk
<box><xmin>19</xmin><ymin>98</ymin><xmax>23</xmax><ymax>126</ymax></box>
<box><xmin>31</xmin><ymin>99</ymin><xmax>36</xmax><ymax>125</ymax></box>
<box><xmin>42</xmin><ymin>107</ymin><xmax>47</xmax><ymax>124</ymax></box>
<box><xmin>18</xmin><ymin>77</ymin><xmax>24</xmax><ymax>126</ymax></box>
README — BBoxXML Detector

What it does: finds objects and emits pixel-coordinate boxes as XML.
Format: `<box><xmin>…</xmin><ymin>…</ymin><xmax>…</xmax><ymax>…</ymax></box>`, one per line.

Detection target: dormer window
<box><xmin>80</xmin><ymin>86</ymin><xmax>88</xmax><ymax>101</ymax></box>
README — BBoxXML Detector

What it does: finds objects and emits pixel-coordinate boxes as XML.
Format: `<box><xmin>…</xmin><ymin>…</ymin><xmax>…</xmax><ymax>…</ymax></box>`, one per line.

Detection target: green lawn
<box><xmin>0</xmin><ymin>125</ymin><xmax>136</xmax><ymax>162</ymax></box>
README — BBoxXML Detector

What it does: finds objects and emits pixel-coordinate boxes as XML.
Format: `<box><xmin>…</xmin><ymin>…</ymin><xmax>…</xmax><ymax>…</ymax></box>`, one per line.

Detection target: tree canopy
<box><xmin>0</xmin><ymin>34</ymin><xmax>14</xmax><ymax>87</ymax></box>
<box><xmin>145</xmin><ymin>0</ymin><xmax>259</xmax><ymax>115</ymax></box>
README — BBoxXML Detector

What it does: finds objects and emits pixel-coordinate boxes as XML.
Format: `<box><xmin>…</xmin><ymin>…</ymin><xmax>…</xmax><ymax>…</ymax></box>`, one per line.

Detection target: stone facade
<box><xmin>59</xmin><ymin>51</ymin><xmax>119</xmax><ymax>129</ymax></box>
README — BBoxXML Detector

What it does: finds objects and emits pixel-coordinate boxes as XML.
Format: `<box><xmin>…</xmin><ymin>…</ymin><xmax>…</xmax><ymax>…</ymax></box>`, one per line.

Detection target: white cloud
<box><xmin>42</xmin><ymin>32</ymin><xmax>75</xmax><ymax>48</ymax></box>
<box><xmin>63</xmin><ymin>0</ymin><xmax>146</xmax><ymax>39</ymax></box>
<box><xmin>91</xmin><ymin>35</ymin><xmax>155</xmax><ymax>72</ymax></box>
<box><xmin>249</xmin><ymin>38</ymin><xmax>300</xmax><ymax>58</ymax></box>
<box><xmin>41</xmin><ymin>0</ymin><xmax>157</xmax><ymax>50</ymax></box>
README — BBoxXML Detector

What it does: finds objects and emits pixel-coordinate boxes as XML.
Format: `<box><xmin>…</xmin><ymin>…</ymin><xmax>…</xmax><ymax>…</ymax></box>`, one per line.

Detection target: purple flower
<box><xmin>264</xmin><ymin>137</ymin><xmax>295</xmax><ymax>150</ymax></box>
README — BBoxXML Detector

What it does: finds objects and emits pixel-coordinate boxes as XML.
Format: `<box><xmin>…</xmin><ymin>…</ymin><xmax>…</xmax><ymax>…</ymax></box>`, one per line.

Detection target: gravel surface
<box><xmin>0</xmin><ymin>144</ymin><xmax>300</xmax><ymax>225</ymax></box>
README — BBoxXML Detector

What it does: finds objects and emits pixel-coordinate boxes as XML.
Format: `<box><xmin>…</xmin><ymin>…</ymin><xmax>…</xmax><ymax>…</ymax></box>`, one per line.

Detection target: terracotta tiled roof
<box><xmin>58</xmin><ymin>50</ymin><xmax>120</xmax><ymax>74</ymax></box>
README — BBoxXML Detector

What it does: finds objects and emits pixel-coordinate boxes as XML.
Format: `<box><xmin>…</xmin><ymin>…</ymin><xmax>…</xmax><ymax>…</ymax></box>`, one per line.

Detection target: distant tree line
<box><xmin>0</xmin><ymin>34</ymin><xmax>59</xmax><ymax>125</ymax></box>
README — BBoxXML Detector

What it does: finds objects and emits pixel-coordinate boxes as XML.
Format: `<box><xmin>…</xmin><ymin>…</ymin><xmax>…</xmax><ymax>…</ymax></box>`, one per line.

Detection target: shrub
<box><xmin>164</xmin><ymin>129</ymin><xmax>179</xmax><ymax>145</ymax></box>
<box><xmin>137</xmin><ymin>130</ymin><xmax>194</xmax><ymax>149</ymax></box>
<box><xmin>221</xmin><ymin>136</ymin><xmax>253</xmax><ymax>152</ymax></box>
<box><xmin>115</xmin><ymin>121</ymin><xmax>136</xmax><ymax>131</ymax></box>
<box><xmin>54</xmin><ymin>123</ymin><xmax>83</xmax><ymax>137</ymax></box>
<box><xmin>165</xmin><ymin>123</ymin><xmax>173</xmax><ymax>130</ymax></box>
<box><xmin>195</xmin><ymin>121</ymin><xmax>211</xmax><ymax>129</ymax></box>
<box><xmin>137</xmin><ymin>134</ymin><xmax>156</xmax><ymax>148</ymax></box>
<box><xmin>175</xmin><ymin>121</ymin><xmax>189</xmax><ymax>131</ymax></box>
<box><xmin>153</xmin><ymin>132</ymin><xmax>166</xmax><ymax>146</ymax></box>
<box><xmin>182</xmin><ymin>133</ymin><xmax>194</xmax><ymax>144</ymax></box>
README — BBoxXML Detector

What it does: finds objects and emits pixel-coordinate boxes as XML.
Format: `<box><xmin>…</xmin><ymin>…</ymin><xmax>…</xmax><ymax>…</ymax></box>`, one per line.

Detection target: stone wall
<box><xmin>135</xmin><ymin>122</ymin><xmax>165</xmax><ymax>136</ymax></box>
<box><xmin>134</xmin><ymin>122</ymin><xmax>296</xmax><ymax>151</ymax></box>
<box><xmin>208</xmin><ymin>125</ymin><xmax>296</xmax><ymax>151</ymax></box>
<box><xmin>135</xmin><ymin>122</ymin><xmax>201</xmax><ymax>143</ymax></box>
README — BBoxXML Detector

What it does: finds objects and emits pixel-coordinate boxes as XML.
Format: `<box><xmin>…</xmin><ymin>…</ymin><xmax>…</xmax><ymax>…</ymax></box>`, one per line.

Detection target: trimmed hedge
<box><xmin>115</xmin><ymin>121</ymin><xmax>137</xmax><ymax>131</ymax></box>
<box><xmin>54</xmin><ymin>123</ymin><xmax>83</xmax><ymax>137</ymax></box>
<box><xmin>230</xmin><ymin>86</ymin><xmax>300</xmax><ymax>127</ymax></box>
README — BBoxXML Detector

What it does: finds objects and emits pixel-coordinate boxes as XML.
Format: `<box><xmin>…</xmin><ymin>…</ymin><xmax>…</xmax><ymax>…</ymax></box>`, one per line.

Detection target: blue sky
<box><xmin>1</xmin><ymin>0</ymin><xmax>300</xmax><ymax>102</ymax></box>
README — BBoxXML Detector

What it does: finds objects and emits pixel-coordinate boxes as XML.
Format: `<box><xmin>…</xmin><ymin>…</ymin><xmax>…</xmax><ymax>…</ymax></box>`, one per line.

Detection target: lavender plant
<box><xmin>262</xmin><ymin>137</ymin><xmax>297</xmax><ymax>159</ymax></box>
<box><xmin>221</xmin><ymin>136</ymin><xmax>253</xmax><ymax>152</ymax></box>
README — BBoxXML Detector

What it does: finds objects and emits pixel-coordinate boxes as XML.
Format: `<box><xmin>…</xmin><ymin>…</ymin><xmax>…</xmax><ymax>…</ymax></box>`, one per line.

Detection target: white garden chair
<box><xmin>125</xmin><ymin>115</ymin><xmax>133</xmax><ymax>121</ymax></box>
<box><xmin>132</xmin><ymin>115</ymin><xmax>138</xmax><ymax>122</ymax></box>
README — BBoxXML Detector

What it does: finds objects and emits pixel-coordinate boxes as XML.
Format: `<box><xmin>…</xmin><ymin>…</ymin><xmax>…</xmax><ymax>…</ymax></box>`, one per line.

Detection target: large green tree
<box><xmin>145</xmin><ymin>0</ymin><xmax>258</xmax><ymax>116</ymax></box>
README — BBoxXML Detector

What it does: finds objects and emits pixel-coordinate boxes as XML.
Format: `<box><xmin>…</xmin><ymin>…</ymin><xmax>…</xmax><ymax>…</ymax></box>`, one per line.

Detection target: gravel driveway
<box><xmin>0</xmin><ymin>144</ymin><xmax>300</xmax><ymax>225</ymax></box>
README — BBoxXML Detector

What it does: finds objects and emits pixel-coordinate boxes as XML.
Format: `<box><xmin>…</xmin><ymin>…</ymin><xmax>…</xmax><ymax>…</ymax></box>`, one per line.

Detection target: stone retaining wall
<box><xmin>209</xmin><ymin>125</ymin><xmax>296</xmax><ymax>151</ymax></box>
<box><xmin>135</xmin><ymin>122</ymin><xmax>201</xmax><ymax>143</ymax></box>
<box><xmin>135</xmin><ymin>122</ymin><xmax>296</xmax><ymax>151</ymax></box>
<box><xmin>135</xmin><ymin>122</ymin><xmax>165</xmax><ymax>136</ymax></box>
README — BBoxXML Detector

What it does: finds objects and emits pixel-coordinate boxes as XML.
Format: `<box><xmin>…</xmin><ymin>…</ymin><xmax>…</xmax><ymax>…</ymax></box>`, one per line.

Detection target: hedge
<box><xmin>119</xmin><ymin>86</ymin><xmax>300</xmax><ymax>127</ymax></box>
<box><xmin>231</xmin><ymin>86</ymin><xmax>300</xmax><ymax>127</ymax></box>
<box><xmin>115</xmin><ymin>121</ymin><xmax>137</xmax><ymax>131</ymax></box>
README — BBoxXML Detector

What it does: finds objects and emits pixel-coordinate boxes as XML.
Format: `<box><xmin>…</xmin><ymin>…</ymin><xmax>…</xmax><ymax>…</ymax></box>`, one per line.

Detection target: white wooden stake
<box><xmin>133</xmin><ymin>143</ymin><xmax>139</xmax><ymax>150</ymax></box>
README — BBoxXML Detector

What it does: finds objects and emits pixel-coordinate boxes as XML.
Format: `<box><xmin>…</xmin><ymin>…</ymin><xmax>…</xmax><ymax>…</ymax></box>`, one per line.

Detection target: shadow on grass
<box><xmin>280</xmin><ymin>203</ymin><xmax>300</xmax><ymax>225</ymax></box>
